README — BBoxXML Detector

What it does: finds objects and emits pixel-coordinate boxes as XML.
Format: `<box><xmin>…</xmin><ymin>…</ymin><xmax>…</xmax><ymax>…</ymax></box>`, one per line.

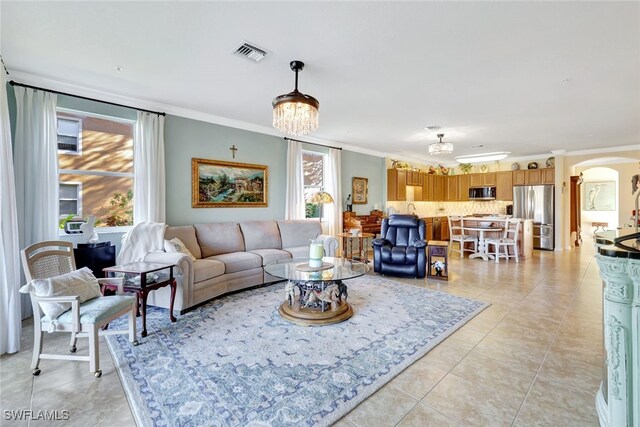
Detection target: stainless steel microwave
<box><xmin>469</xmin><ymin>186</ymin><xmax>496</xmax><ymax>200</ymax></box>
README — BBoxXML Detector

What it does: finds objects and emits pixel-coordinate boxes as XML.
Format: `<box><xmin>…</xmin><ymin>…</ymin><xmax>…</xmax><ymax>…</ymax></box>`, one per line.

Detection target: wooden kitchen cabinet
<box><xmin>469</xmin><ymin>173</ymin><xmax>483</xmax><ymax>187</ymax></box>
<box><xmin>406</xmin><ymin>171</ymin><xmax>423</xmax><ymax>186</ymax></box>
<box><xmin>435</xmin><ymin>176</ymin><xmax>445</xmax><ymax>201</ymax></box>
<box><xmin>457</xmin><ymin>174</ymin><xmax>470</xmax><ymax>201</ymax></box>
<box><xmin>513</xmin><ymin>170</ymin><xmax>526</xmax><ymax>186</ymax></box>
<box><xmin>496</xmin><ymin>171</ymin><xmax>513</xmax><ymax>201</ymax></box>
<box><xmin>469</xmin><ymin>172</ymin><xmax>496</xmax><ymax>187</ymax></box>
<box><xmin>387</xmin><ymin>169</ymin><xmax>406</xmax><ymax>201</ymax></box>
<box><xmin>423</xmin><ymin>216</ymin><xmax>449</xmax><ymax>241</ymax></box>
<box><xmin>445</xmin><ymin>176</ymin><xmax>458</xmax><ymax>201</ymax></box>
<box><xmin>542</xmin><ymin>168</ymin><xmax>555</xmax><ymax>184</ymax></box>
<box><xmin>526</xmin><ymin>169</ymin><xmax>541</xmax><ymax>185</ymax></box>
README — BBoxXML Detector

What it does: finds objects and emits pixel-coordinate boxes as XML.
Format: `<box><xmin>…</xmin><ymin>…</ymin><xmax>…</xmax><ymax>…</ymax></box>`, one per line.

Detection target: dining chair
<box><xmin>485</xmin><ymin>218</ymin><xmax>522</xmax><ymax>263</ymax></box>
<box><xmin>447</xmin><ymin>216</ymin><xmax>478</xmax><ymax>258</ymax></box>
<box><xmin>20</xmin><ymin>241</ymin><xmax>137</xmax><ymax>378</ymax></box>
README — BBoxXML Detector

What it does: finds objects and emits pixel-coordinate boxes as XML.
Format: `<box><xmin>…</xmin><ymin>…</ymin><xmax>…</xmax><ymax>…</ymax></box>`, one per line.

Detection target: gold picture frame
<box><xmin>192</xmin><ymin>158</ymin><xmax>268</xmax><ymax>208</ymax></box>
<box><xmin>352</xmin><ymin>176</ymin><xmax>368</xmax><ymax>204</ymax></box>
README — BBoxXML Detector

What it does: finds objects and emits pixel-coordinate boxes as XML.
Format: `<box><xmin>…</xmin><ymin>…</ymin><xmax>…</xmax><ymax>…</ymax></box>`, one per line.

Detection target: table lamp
<box><xmin>308</xmin><ymin>191</ymin><xmax>334</xmax><ymax>267</ymax></box>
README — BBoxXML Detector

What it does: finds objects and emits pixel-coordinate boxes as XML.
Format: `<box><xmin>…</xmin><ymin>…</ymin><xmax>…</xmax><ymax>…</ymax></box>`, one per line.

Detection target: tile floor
<box><xmin>0</xmin><ymin>241</ymin><xmax>603</xmax><ymax>426</ymax></box>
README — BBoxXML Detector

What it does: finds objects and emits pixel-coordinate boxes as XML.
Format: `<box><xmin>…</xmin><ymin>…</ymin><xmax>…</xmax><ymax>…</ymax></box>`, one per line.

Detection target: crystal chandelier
<box><xmin>428</xmin><ymin>133</ymin><xmax>453</xmax><ymax>155</ymax></box>
<box><xmin>272</xmin><ymin>60</ymin><xmax>319</xmax><ymax>136</ymax></box>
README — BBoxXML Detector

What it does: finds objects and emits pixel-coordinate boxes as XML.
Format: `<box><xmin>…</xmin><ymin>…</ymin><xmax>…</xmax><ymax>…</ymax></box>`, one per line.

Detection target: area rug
<box><xmin>107</xmin><ymin>275</ymin><xmax>488</xmax><ymax>427</ymax></box>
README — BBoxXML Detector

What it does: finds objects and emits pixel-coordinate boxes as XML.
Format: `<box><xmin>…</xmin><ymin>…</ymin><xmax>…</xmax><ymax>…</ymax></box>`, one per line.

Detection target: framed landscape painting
<box><xmin>192</xmin><ymin>158</ymin><xmax>268</xmax><ymax>208</ymax></box>
<box><xmin>352</xmin><ymin>176</ymin><xmax>368</xmax><ymax>204</ymax></box>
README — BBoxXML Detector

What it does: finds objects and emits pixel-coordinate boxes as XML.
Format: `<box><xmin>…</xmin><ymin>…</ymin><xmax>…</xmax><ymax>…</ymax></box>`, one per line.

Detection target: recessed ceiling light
<box><xmin>424</xmin><ymin>125</ymin><xmax>441</xmax><ymax>131</ymax></box>
<box><xmin>114</xmin><ymin>66</ymin><xmax>124</xmax><ymax>73</ymax></box>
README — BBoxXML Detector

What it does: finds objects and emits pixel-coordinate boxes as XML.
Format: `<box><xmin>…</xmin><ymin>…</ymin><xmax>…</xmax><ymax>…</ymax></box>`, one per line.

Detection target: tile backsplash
<box><xmin>386</xmin><ymin>200</ymin><xmax>511</xmax><ymax>217</ymax></box>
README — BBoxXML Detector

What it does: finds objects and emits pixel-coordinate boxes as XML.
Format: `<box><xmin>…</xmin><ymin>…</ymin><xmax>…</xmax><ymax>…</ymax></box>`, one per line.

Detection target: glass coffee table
<box><xmin>264</xmin><ymin>257</ymin><xmax>369</xmax><ymax>326</ymax></box>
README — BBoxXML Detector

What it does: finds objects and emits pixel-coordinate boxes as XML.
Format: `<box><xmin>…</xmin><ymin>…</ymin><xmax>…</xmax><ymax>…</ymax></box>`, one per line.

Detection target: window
<box><xmin>57</xmin><ymin>117</ymin><xmax>82</xmax><ymax>153</ymax></box>
<box><xmin>57</xmin><ymin>110</ymin><xmax>134</xmax><ymax>230</ymax></box>
<box><xmin>303</xmin><ymin>151</ymin><xmax>326</xmax><ymax>219</ymax></box>
<box><xmin>59</xmin><ymin>183</ymin><xmax>81</xmax><ymax>217</ymax></box>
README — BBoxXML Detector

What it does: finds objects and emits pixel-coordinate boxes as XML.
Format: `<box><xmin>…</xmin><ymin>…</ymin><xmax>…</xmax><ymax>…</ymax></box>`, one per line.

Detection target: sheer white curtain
<box><xmin>1</xmin><ymin>71</ymin><xmax>22</xmax><ymax>354</ymax></box>
<box><xmin>133</xmin><ymin>112</ymin><xmax>165</xmax><ymax>224</ymax></box>
<box><xmin>14</xmin><ymin>85</ymin><xmax>59</xmax><ymax>319</ymax></box>
<box><xmin>325</xmin><ymin>148</ymin><xmax>342</xmax><ymax>236</ymax></box>
<box><xmin>285</xmin><ymin>139</ymin><xmax>305</xmax><ymax>220</ymax></box>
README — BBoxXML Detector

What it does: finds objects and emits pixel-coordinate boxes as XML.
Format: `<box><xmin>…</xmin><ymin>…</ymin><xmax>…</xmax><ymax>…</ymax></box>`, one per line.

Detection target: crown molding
<box><xmin>564</xmin><ymin>144</ymin><xmax>640</xmax><ymax>157</ymax></box>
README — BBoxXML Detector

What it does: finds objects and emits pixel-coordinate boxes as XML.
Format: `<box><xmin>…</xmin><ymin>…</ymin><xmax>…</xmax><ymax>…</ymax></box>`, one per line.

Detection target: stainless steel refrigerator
<box><xmin>513</xmin><ymin>185</ymin><xmax>555</xmax><ymax>250</ymax></box>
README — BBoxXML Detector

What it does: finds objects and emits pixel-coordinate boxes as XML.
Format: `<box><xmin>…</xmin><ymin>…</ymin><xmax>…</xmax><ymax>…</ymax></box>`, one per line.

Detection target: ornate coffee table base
<box><xmin>279</xmin><ymin>301</ymin><xmax>353</xmax><ymax>326</ymax></box>
<box><xmin>279</xmin><ymin>279</ymin><xmax>353</xmax><ymax>326</ymax></box>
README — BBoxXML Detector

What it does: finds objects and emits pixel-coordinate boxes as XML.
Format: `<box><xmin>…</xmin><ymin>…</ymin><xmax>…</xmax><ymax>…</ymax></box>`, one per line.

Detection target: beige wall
<box><xmin>558</xmin><ymin>148</ymin><xmax>640</xmax><ymax>249</ymax></box>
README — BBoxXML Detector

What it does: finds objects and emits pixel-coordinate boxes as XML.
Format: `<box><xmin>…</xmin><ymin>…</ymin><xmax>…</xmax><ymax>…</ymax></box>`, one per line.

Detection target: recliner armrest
<box><xmin>411</xmin><ymin>240</ymin><xmax>427</xmax><ymax>248</ymax></box>
<box><xmin>372</xmin><ymin>238</ymin><xmax>390</xmax><ymax>247</ymax></box>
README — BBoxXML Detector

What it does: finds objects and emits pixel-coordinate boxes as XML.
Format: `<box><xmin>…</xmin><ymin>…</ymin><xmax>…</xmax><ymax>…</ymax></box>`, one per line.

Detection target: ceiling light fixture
<box><xmin>454</xmin><ymin>152</ymin><xmax>510</xmax><ymax>164</ymax></box>
<box><xmin>272</xmin><ymin>60</ymin><xmax>319</xmax><ymax>136</ymax></box>
<box><xmin>428</xmin><ymin>133</ymin><xmax>453</xmax><ymax>155</ymax></box>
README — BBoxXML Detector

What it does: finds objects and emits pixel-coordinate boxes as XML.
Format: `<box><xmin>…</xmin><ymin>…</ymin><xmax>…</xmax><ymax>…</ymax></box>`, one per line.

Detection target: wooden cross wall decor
<box><xmin>230</xmin><ymin>145</ymin><xmax>238</xmax><ymax>158</ymax></box>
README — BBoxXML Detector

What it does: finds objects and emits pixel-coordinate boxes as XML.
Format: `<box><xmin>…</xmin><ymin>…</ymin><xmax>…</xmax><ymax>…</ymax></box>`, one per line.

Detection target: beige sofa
<box><xmin>143</xmin><ymin>220</ymin><xmax>338</xmax><ymax>314</ymax></box>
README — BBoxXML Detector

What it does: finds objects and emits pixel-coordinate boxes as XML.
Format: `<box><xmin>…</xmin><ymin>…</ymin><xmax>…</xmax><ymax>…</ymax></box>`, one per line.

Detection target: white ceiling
<box><xmin>2</xmin><ymin>1</ymin><xmax>639</xmax><ymax>164</ymax></box>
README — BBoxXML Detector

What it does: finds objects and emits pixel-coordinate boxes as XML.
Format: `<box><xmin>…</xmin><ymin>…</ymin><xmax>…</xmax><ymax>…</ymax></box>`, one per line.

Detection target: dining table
<box><xmin>463</xmin><ymin>225</ymin><xmax>504</xmax><ymax>261</ymax></box>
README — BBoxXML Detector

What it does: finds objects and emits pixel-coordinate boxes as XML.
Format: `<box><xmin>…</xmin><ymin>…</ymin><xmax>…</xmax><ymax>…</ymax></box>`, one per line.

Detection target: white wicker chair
<box><xmin>447</xmin><ymin>216</ymin><xmax>478</xmax><ymax>258</ymax></box>
<box><xmin>486</xmin><ymin>218</ymin><xmax>522</xmax><ymax>263</ymax></box>
<box><xmin>21</xmin><ymin>241</ymin><xmax>137</xmax><ymax>378</ymax></box>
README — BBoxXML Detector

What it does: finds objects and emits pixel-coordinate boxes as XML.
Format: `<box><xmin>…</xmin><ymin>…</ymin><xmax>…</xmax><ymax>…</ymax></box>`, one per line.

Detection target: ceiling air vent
<box><xmin>232</xmin><ymin>42</ymin><xmax>268</xmax><ymax>63</ymax></box>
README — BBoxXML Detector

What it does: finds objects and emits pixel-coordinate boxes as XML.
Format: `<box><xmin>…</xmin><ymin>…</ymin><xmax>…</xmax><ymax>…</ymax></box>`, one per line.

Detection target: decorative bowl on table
<box><xmin>479</xmin><ymin>221</ymin><xmax>493</xmax><ymax>227</ymax></box>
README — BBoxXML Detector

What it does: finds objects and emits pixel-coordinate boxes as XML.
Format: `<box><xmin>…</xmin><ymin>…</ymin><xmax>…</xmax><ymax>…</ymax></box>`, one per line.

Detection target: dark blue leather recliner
<box><xmin>372</xmin><ymin>214</ymin><xmax>427</xmax><ymax>278</ymax></box>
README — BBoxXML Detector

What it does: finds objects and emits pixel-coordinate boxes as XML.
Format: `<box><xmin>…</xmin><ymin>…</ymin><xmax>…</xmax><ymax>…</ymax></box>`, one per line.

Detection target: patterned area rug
<box><xmin>107</xmin><ymin>275</ymin><xmax>487</xmax><ymax>427</ymax></box>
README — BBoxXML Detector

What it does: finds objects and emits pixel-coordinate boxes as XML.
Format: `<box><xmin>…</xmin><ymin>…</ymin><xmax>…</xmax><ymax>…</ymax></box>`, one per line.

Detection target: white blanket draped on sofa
<box><xmin>117</xmin><ymin>222</ymin><xmax>167</xmax><ymax>265</ymax></box>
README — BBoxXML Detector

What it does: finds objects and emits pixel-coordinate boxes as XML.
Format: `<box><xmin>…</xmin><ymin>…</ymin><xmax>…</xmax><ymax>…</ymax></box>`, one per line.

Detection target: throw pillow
<box><xmin>164</xmin><ymin>237</ymin><xmax>197</xmax><ymax>261</ymax></box>
<box><xmin>19</xmin><ymin>267</ymin><xmax>102</xmax><ymax>320</ymax></box>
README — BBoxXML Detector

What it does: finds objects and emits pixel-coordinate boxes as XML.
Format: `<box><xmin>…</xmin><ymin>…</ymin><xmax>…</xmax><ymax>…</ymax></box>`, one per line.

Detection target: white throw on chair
<box><xmin>448</xmin><ymin>216</ymin><xmax>478</xmax><ymax>258</ymax></box>
<box><xmin>20</xmin><ymin>241</ymin><xmax>137</xmax><ymax>378</ymax></box>
<box><xmin>485</xmin><ymin>218</ymin><xmax>522</xmax><ymax>263</ymax></box>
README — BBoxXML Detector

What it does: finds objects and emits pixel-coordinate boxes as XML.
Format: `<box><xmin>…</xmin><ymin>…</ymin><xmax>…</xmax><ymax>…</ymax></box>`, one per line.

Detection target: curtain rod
<box><xmin>9</xmin><ymin>80</ymin><xmax>166</xmax><ymax>116</ymax></box>
<box><xmin>284</xmin><ymin>137</ymin><xmax>342</xmax><ymax>151</ymax></box>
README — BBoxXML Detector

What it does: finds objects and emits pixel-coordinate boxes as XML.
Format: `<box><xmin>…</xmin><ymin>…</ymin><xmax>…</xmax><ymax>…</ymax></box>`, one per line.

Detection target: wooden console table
<box><xmin>338</xmin><ymin>232</ymin><xmax>375</xmax><ymax>263</ymax></box>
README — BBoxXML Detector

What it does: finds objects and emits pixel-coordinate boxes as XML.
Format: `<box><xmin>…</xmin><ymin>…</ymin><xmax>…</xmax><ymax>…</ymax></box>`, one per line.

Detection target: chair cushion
<box><xmin>240</xmin><ymin>221</ymin><xmax>282</xmax><ymax>251</ymax></box>
<box><xmin>19</xmin><ymin>267</ymin><xmax>102</xmax><ymax>320</ymax></box>
<box><xmin>451</xmin><ymin>235</ymin><xmax>477</xmax><ymax>241</ymax></box>
<box><xmin>192</xmin><ymin>259</ymin><xmax>225</xmax><ymax>283</ymax></box>
<box><xmin>209</xmin><ymin>252</ymin><xmax>262</xmax><ymax>274</ymax></box>
<box><xmin>195</xmin><ymin>223</ymin><xmax>245</xmax><ymax>257</ymax></box>
<box><xmin>45</xmin><ymin>295</ymin><xmax>135</xmax><ymax>325</ymax></box>
<box><xmin>165</xmin><ymin>226</ymin><xmax>202</xmax><ymax>259</ymax></box>
<box><xmin>164</xmin><ymin>237</ymin><xmax>197</xmax><ymax>262</ymax></box>
<box><xmin>249</xmin><ymin>249</ymin><xmax>292</xmax><ymax>266</ymax></box>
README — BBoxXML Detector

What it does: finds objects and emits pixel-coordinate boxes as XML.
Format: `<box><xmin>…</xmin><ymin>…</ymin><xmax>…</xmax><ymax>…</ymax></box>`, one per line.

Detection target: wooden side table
<box><xmin>427</xmin><ymin>240</ymin><xmax>449</xmax><ymax>280</ymax></box>
<box><xmin>103</xmin><ymin>262</ymin><xmax>177</xmax><ymax>337</ymax></box>
<box><xmin>338</xmin><ymin>232</ymin><xmax>375</xmax><ymax>263</ymax></box>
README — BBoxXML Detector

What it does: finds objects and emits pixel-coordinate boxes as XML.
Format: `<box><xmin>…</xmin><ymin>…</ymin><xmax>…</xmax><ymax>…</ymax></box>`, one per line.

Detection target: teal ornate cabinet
<box><xmin>594</xmin><ymin>230</ymin><xmax>639</xmax><ymax>427</ymax></box>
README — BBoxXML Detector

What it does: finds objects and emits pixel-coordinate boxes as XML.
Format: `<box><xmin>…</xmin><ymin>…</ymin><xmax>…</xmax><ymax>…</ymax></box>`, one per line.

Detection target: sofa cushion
<box><xmin>283</xmin><ymin>246</ymin><xmax>310</xmax><ymax>259</ymax></box>
<box><xmin>165</xmin><ymin>226</ymin><xmax>202</xmax><ymax>259</ymax></box>
<box><xmin>195</xmin><ymin>223</ymin><xmax>245</xmax><ymax>257</ymax></box>
<box><xmin>209</xmin><ymin>252</ymin><xmax>262</xmax><ymax>274</ymax></box>
<box><xmin>277</xmin><ymin>220</ymin><xmax>321</xmax><ymax>249</ymax></box>
<box><xmin>249</xmin><ymin>249</ymin><xmax>291</xmax><ymax>266</ymax></box>
<box><xmin>240</xmin><ymin>221</ymin><xmax>282</xmax><ymax>251</ymax></box>
<box><xmin>192</xmin><ymin>259</ymin><xmax>225</xmax><ymax>283</ymax></box>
